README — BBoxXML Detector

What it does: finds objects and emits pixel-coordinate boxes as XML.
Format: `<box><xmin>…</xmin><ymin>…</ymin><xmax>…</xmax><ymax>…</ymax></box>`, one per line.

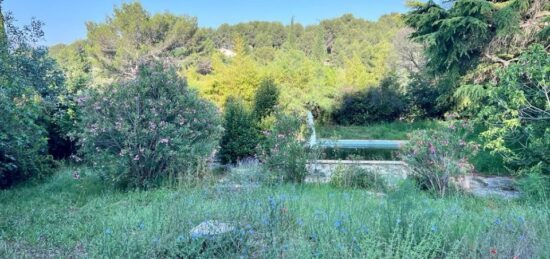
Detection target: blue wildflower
<box><xmin>494</xmin><ymin>218</ymin><xmax>502</xmax><ymax>225</ymax></box>
<box><xmin>431</xmin><ymin>225</ymin><xmax>438</xmax><ymax>233</ymax></box>
<box><xmin>282</xmin><ymin>244</ymin><xmax>289</xmax><ymax>251</ymax></box>
<box><xmin>177</xmin><ymin>234</ymin><xmax>185</xmax><ymax>242</ymax></box>
<box><xmin>357</xmin><ymin>225</ymin><xmax>369</xmax><ymax>235</ymax></box>
<box><xmin>152</xmin><ymin>236</ymin><xmax>160</xmax><ymax>244</ymax></box>
<box><xmin>137</xmin><ymin>222</ymin><xmax>145</xmax><ymax>230</ymax></box>
<box><xmin>297</xmin><ymin>218</ymin><xmax>304</xmax><ymax>227</ymax></box>
<box><xmin>310</xmin><ymin>233</ymin><xmax>318</xmax><ymax>242</ymax></box>
<box><xmin>396</xmin><ymin>218</ymin><xmax>401</xmax><ymax>225</ymax></box>
<box><xmin>268</xmin><ymin>196</ymin><xmax>277</xmax><ymax>209</ymax></box>
<box><xmin>104</xmin><ymin>228</ymin><xmax>112</xmax><ymax>235</ymax></box>
<box><xmin>334</xmin><ymin>220</ymin><xmax>347</xmax><ymax>233</ymax></box>
<box><xmin>518</xmin><ymin>216</ymin><xmax>525</xmax><ymax>224</ymax></box>
<box><xmin>262</xmin><ymin>217</ymin><xmax>270</xmax><ymax>226</ymax></box>
<box><xmin>334</xmin><ymin>220</ymin><xmax>342</xmax><ymax>228</ymax></box>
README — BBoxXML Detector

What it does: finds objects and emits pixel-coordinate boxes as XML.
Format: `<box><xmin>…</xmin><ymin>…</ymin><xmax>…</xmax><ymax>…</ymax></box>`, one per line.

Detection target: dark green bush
<box><xmin>0</xmin><ymin>13</ymin><xmax>60</xmax><ymax>188</ymax></box>
<box><xmin>78</xmin><ymin>64</ymin><xmax>222</xmax><ymax>188</ymax></box>
<box><xmin>0</xmin><ymin>89</ymin><xmax>54</xmax><ymax>188</ymax></box>
<box><xmin>332</xmin><ymin>75</ymin><xmax>407</xmax><ymax>125</ymax></box>
<box><xmin>219</xmin><ymin>97</ymin><xmax>259</xmax><ymax>164</ymax></box>
<box><xmin>405</xmin><ymin>73</ymin><xmax>452</xmax><ymax>119</ymax></box>
<box><xmin>253</xmin><ymin>78</ymin><xmax>279</xmax><ymax>120</ymax></box>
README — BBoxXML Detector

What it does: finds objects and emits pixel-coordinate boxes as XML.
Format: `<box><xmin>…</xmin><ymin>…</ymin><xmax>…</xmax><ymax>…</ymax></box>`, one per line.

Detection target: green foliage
<box><xmin>219</xmin><ymin>97</ymin><xmax>259</xmax><ymax>164</ymax></box>
<box><xmin>400</xmin><ymin>121</ymin><xmax>478</xmax><ymax>196</ymax></box>
<box><xmin>259</xmin><ymin>112</ymin><xmax>310</xmax><ymax>183</ymax></box>
<box><xmin>85</xmin><ymin>2</ymin><xmax>203</xmax><ymax>81</ymax></box>
<box><xmin>406</xmin><ymin>0</ymin><xmax>494</xmax><ymax>75</ymax></box>
<box><xmin>405</xmin><ymin>73</ymin><xmax>453</xmax><ymax>118</ymax></box>
<box><xmin>332</xmin><ymin>74</ymin><xmax>407</xmax><ymax>125</ymax></box>
<box><xmin>0</xmin><ymin>7</ymin><xmax>63</xmax><ymax>188</ymax></box>
<box><xmin>458</xmin><ymin>44</ymin><xmax>549</xmax><ymax>175</ymax></box>
<box><xmin>253</xmin><ymin>78</ymin><xmax>279</xmax><ymax>120</ymax></box>
<box><xmin>517</xmin><ymin>168</ymin><xmax>550</xmax><ymax>204</ymax></box>
<box><xmin>78</xmin><ymin>65</ymin><xmax>222</xmax><ymax>188</ymax></box>
<box><xmin>0</xmin><ymin>90</ymin><xmax>53</xmax><ymax>188</ymax></box>
<box><xmin>188</xmin><ymin>37</ymin><xmax>263</xmax><ymax>107</ymax></box>
<box><xmin>330</xmin><ymin>165</ymin><xmax>388</xmax><ymax>191</ymax></box>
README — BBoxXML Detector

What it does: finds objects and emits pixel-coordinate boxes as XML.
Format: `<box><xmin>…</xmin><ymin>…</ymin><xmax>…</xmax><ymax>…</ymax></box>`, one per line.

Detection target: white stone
<box><xmin>190</xmin><ymin>220</ymin><xmax>235</xmax><ymax>239</ymax></box>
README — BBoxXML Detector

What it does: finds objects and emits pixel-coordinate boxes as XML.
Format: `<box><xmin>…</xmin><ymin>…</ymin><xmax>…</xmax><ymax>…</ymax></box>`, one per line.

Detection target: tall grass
<box><xmin>1</xmin><ymin>167</ymin><xmax>548</xmax><ymax>258</ymax></box>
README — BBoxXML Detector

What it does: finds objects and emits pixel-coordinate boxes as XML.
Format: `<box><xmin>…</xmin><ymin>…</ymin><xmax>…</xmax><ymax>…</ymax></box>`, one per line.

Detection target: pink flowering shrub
<box><xmin>77</xmin><ymin>65</ymin><xmax>222</xmax><ymax>188</ymax></box>
<box><xmin>258</xmin><ymin>111</ymin><xmax>311</xmax><ymax>183</ymax></box>
<box><xmin>400</xmin><ymin>121</ymin><xmax>479</xmax><ymax>196</ymax></box>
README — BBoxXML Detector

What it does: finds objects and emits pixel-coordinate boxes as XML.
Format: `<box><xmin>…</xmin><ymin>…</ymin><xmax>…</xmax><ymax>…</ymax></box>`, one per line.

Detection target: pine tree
<box><xmin>219</xmin><ymin>97</ymin><xmax>259</xmax><ymax>164</ymax></box>
<box><xmin>253</xmin><ymin>78</ymin><xmax>280</xmax><ymax>119</ymax></box>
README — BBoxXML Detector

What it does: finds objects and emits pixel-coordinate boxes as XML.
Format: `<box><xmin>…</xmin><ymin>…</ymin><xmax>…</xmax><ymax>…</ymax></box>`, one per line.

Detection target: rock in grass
<box><xmin>190</xmin><ymin>220</ymin><xmax>236</xmax><ymax>240</ymax></box>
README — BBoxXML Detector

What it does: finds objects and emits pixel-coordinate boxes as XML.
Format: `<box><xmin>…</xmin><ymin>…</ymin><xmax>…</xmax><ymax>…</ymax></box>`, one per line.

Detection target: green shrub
<box><xmin>259</xmin><ymin>111</ymin><xmax>311</xmax><ymax>183</ymax></box>
<box><xmin>400</xmin><ymin>121</ymin><xmax>478</xmax><ymax>196</ymax></box>
<box><xmin>253</xmin><ymin>78</ymin><xmax>279</xmax><ymax>120</ymax></box>
<box><xmin>405</xmin><ymin>73</ymin><xmax>452</xmax><ymax>119</ymax></box>
<box><xmin>460</xmin><ymin>44</ymin><xmax>549</xmax><ymax>176</ymax></box>
<box><xmin>78</xmin><ymin>64</ymin><xmax>222</xmax><ymax>188</ymax></box>
<box><xmin>332</xmin><ymin>74</ymin><xmax>407</xmax><ymax>125</ymax></box>
<box><xmin>0</xmin><ymin>14</ymin><xmax>59</xmax><ymax>188</ymax></box>
<box><xmin>0</xmin><ymin>90</ymin><xmax>54</xmax><ymax>188</ymax></box>
<box><xmin>219</xmin><ymin>97</ymin><xmax>259</xmax><ymax>164</ymax></box>
<box><xmin>330</xmin><ymin>165</ymin><xmax>387</xmax><ymax>191</ymax></box>
<box><xmin>517</xmin><ymin>166</ymin><xmax>550</xmax><ymax>204</ymax></box>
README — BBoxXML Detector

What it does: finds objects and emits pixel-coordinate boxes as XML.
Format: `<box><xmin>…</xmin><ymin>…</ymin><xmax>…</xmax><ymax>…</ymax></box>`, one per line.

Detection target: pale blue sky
<box><xmin>3</xmin><ymin>0</ymin><xmax>410</xmax><ymax>46</ymax></box>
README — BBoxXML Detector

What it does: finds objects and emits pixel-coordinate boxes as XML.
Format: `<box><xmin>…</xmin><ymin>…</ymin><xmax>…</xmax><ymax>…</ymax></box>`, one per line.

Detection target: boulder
<box><xmin>452</xmin><ymin>175</ymin><xmax>520</xmax><ymax>199</ymax></box>
<box><xmin>190</xmin><ymin>220</ymin><xmax>235</xmax><ymax>240</ymax></box>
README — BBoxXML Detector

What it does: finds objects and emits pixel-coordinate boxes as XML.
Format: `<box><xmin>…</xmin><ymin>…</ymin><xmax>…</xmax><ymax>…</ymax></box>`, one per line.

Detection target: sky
<box><xmin>3</xmin><ymin>0</ymin><xmax>409</xmax><ymax>46</ymax></box>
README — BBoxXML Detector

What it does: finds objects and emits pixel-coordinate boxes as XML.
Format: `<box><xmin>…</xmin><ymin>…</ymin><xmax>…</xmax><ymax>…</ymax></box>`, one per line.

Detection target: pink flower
<box><xmin>429</xmin><ymin>143</ymin><xmax>437</xmax><ymax>155</ymax></box>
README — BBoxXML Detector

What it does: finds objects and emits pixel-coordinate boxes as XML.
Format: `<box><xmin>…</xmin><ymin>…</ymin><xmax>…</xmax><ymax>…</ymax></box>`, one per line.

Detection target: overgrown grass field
<box><xmin>1</xmin><ymin>167</ymin><xmax>548</xmax><ymax>258</ymax></box>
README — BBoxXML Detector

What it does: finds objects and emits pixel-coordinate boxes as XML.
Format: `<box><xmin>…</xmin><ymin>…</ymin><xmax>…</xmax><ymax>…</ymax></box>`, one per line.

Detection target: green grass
<box><xmin>2</xmin><ymin>167</ymin><xmax>549</xmax><ymax>258</ymax></box>
<box><xmin>317</xmin><ymin>120</ymin><xmax>443</xmax><ymax>140</ymax></box>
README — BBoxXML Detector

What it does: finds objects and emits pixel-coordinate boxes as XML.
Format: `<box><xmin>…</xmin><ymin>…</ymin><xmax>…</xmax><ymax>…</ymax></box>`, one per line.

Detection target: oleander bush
<box><xmin>77</xmin><ymin>64</ymin><xmax>222</xmax><ymax>188</ymax></box>
<box><xmin>259</xmin><ymin>111</ymin><xmax>311</xmax><ymax>183</ymax></box>
<box><xmin>400</xmin><ymin>121</ymin><xmax>478</xmax><ymax>196</ymax></box>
